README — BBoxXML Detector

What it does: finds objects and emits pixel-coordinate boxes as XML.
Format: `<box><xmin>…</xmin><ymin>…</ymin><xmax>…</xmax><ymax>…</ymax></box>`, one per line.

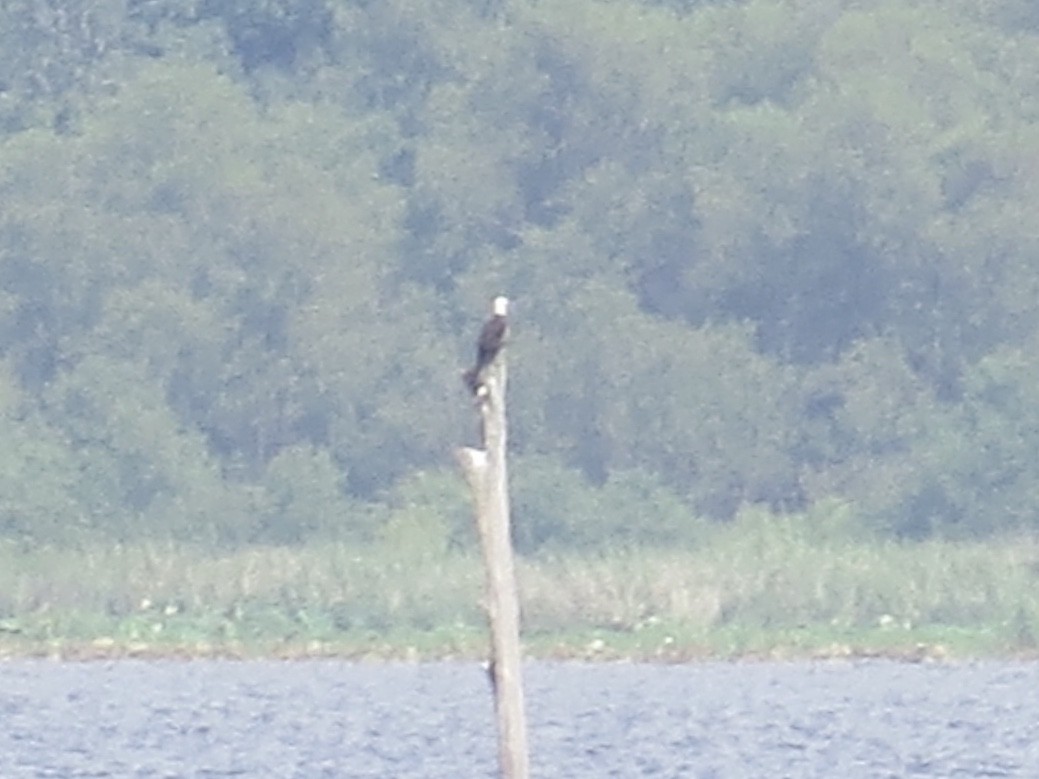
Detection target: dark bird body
<box><xmin>464</xmin><ymin>296</ymin><xmax>509</xmax><ymax>395</ymax></box>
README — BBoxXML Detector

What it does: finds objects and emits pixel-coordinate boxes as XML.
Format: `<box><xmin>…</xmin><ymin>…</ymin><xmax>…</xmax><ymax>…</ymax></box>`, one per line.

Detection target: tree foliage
<box><xmin>1</xmin><ymin>0</ymin><xmax>1038</xmax><ymax>549</ymax></box>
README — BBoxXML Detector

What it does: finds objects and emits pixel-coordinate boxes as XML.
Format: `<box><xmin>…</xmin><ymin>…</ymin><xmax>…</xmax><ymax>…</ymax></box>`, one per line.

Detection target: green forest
<box><xmin>2</xmin><ymin>0</ymin><xmax>1039</xmax><ymax>557</ymax></box>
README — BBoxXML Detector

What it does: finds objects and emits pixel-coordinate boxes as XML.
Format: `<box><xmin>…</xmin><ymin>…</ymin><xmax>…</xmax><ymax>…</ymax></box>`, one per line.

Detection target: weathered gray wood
<box><xmin>456</xmin><ymin>357</ymin><xmax>529</xmax><ymax>779</ymax></box>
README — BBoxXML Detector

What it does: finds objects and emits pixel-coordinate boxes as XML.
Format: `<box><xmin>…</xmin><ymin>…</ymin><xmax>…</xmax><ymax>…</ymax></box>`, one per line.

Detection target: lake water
<box><xmin>0</xmin><ymin>659</ymin><xmax>1036</xmax><ymax>777</ymax></box>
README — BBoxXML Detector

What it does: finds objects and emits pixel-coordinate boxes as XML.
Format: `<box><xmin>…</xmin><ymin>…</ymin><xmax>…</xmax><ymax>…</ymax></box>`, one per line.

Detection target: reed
<box><xmin>1</xmin><ymin>516</ymin><xmax>1037</xmax><ymax>658</ymax></box>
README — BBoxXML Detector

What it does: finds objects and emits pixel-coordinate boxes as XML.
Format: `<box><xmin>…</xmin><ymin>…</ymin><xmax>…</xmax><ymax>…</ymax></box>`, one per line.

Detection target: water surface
<box><xmin>1</xmin><ymin>659</ymin><xmax>1036</xmax><ymax>777</ymax></box>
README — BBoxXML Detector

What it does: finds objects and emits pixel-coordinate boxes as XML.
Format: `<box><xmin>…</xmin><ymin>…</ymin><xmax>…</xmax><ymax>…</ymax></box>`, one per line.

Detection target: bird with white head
<box><xmin>463</xmin><ymin>296</ymin><xmax>509</xmax><ymax>396</ymax></box>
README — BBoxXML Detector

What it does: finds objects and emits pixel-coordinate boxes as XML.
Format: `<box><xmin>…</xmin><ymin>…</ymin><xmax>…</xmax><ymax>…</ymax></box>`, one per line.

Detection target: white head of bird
<box><xmin>493</xmin><ymin>296</ymin><xmax>509</xmax><ymax>316</ymax></box>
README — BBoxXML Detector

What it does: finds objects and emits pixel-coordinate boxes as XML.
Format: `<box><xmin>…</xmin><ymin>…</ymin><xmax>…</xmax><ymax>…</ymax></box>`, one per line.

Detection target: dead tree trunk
<box><xmin>456</xmin><ymin>356</ymin><xmax>530</xmax><ymax>779</ymax></box>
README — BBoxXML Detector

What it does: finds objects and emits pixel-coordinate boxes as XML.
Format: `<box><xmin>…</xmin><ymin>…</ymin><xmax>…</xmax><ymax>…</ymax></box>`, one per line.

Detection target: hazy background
<box><xmin>2</xmin><ymin>0</ymin><xmax>1038</xmax><ymax>556</ymax></box>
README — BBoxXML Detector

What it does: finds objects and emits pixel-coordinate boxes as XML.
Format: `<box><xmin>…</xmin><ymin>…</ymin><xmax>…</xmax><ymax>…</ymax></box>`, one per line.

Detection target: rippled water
<box><xmin>0</xmin><ymin>659</ymin><xmax>1036</xmax><ymax>777</ymax></box>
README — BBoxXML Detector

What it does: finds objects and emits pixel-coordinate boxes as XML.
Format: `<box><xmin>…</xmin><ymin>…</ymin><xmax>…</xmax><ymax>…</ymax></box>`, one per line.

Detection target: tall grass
<box><xmin>2</xmin><ymin>511</ymin><xmax>1038</xmax><ymax>658</ymax></box>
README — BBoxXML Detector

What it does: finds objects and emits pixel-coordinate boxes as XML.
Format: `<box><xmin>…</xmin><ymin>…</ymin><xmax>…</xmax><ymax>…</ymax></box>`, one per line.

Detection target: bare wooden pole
<box><xmin>456</xmin><ymin>357</ymin><xmax>530</xmax><ymax>779</ymax></box>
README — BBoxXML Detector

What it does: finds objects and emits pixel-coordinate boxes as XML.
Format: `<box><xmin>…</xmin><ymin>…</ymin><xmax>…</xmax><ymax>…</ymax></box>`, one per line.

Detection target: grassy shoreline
<box><xmin>3</xmin><ymin>515</ymin><xmax>1038</xmax><ymax>662</ymax></box>
<box><xmin>0</xmin><ymin>624</ymin><xmax>1033</xmax><ymax>663</ymax></box>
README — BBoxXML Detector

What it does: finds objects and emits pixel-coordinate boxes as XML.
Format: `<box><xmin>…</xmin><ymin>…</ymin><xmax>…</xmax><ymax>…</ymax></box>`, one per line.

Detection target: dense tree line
<box><xmin>1</xmin><ymin>0</ymin><xmax>1038</xmax><ymax>549</ymax></box>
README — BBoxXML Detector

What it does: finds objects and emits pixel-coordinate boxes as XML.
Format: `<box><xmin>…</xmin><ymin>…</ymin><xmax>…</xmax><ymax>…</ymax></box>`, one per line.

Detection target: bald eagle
<box><xmin>463</xmin><ymin>296</ymin><xmax>508</xmax><ymax>396</ymax></box>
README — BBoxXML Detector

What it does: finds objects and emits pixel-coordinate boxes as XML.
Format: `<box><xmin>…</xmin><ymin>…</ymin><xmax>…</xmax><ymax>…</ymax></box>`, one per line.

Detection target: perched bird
<box><xmin>463</xmin><ymin>295</ymin><xmax>508</xmax><ymax>396</ymax></box>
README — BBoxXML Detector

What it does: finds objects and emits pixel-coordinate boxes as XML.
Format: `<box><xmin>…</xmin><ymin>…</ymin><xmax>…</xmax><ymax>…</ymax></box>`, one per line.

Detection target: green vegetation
<box><xmin>3</xmin><ymin>509</ymin><xmax>1038</xmax><ymax>660</ymax></box>
<box><xmin>2</xmin><ymin>0</ymin><xmax>1039</xmax><ymax>656</ymax></box>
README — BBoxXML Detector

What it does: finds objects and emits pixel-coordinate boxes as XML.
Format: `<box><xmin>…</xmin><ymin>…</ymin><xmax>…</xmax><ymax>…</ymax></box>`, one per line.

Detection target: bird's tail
<box><xmin>462</xmin><ymin>367</ymin><xmax>480</xmax><ymax>395</ymax></box>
